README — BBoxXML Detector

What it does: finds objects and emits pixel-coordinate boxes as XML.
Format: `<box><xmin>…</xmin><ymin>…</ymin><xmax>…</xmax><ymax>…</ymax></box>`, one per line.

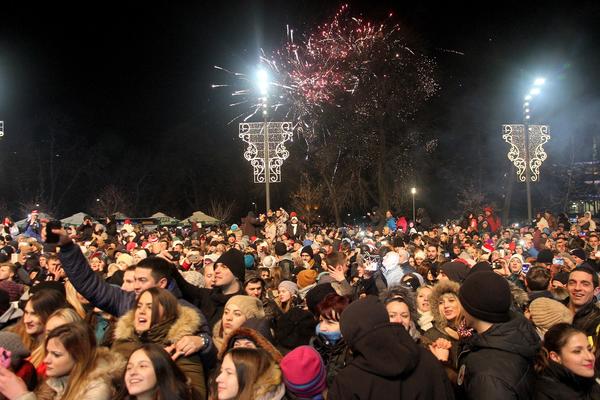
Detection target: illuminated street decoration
<box><xmin>239</xmin><ymin>121</ymin><xmax>293</xmax><ymax>184</ymax></box>
<box><xmin>0</xmin><ymin>121</ymin><xmax>4</xmax><ymax>138</ymax></box>
<box><xmin>502</xmin><ymin>124</ymin><xmax>550</xmax><ymax>182</ymax></box>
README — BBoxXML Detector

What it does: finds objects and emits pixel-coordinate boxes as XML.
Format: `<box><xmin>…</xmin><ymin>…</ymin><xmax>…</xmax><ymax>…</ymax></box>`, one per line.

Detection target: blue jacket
<box><xmin>58</xmin><ymin>242</ymin><xmax>215</xmax><ymax>362</ymax></box>
<box><xmin>386</xmin><ymin>217</ymin><xmax>397</xmax><ymax>232</ymax></box>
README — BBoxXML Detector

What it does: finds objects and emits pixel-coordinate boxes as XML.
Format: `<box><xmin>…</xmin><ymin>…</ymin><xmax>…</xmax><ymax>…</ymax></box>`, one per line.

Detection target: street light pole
<box><xmin>411</xmin><ymin>187</ymin><xmax>416</xmax><ymax>223</ymax></box>
<box><xmin>263</xmin><ymin>111</ymin><xmax>270</xmax><ymax>212</ymax></box>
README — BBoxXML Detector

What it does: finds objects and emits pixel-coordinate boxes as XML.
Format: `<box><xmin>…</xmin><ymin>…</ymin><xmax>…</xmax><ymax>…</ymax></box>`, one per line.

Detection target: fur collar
<box><xmin>114</xmin><ymin>304</ymin><xmax>201</xmax><ymax>344</ymax></box>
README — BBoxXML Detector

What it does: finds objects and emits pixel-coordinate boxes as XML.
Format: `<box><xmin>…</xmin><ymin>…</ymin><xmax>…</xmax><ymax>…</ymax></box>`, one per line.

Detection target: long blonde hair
<box><xmin>43</xmin><ymin>322</ymin><xmax>99</xmax><ymax>400</ymax></box>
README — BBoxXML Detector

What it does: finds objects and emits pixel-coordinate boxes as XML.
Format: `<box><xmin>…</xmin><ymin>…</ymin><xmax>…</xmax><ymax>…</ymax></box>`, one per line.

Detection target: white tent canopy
<box><xmin>60</xmin><ymin>212</ymin><xmax>90</xmax><ymax>226</ymax></box>
<box><xmin>150</xmin><ymin>212</ymin><xmax>180</xmax><ymax>225</ymax></box>
<box><xmin>16</xmin><ymin>212</ymin><xmax>53</xmax><ymax>229</ymax></box>
<box><xmin>182</xmin><ymin>211</ymin><xmax>220</xmax><ymax>226</ymax></box>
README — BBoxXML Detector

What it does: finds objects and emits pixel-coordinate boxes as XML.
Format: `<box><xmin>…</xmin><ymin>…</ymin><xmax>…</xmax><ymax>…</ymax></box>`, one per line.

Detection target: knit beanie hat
<box><xmin>274</xmin><ymin>308</ymin><xmax>317</xmax><ymax>351</ymax></box>
<box><xmin>216</xmin><ymin>248</ymin><xmax>246</xmax><ymax>283</ymax></box>
<box><xmin>459</xmin><ymin>271</ymin><xmax>511</xmax><ymax>323</ymax></box>
<box><xmin>306</xmin><ymin>283</ymin><xmax>336</xmax><ymax>315</ymax></box>
<box><xmin>440</xmin><ymin>262</ymin><xmax>470</xmax><ymax>283</ymax></box>
<box><xmin>0</xmin><ymin>332</ymin><xmax>30</xmax><ymax>367</ymax></box>
<box><xmin>278</xmin><ymin>281</ymin><xmax>299</xmax><ymax>297</ymax></box>
<box><xmin>537</xmin><ymin>249</ymin><xmax>554</xmax><ymax>264</ymax></box>
<box><xmin>225</xmin><ymin>295</ymin><xmax>265</xmax><ymax>319</ymax></box>
<box><xmin>280</xmin><ymin>345</ymin><xmax>327</xmax><ymax>398</ymax></box>
<box><xmin>275</xmin><ymin>242</ymin><xmax>288</xmax><ymax>257</ymax></box>
<box><xmin>301</xmin><ymin>246</ymin><xmax>314</xmax><ymax>258</ymax></box>
<box><xmin>297</xmin><ymin>270</ymin><xmax>318</xmax><ymax>289</ymax></box>
<box><xmin>529</xmin><ymin>297</ymin><xmax>573</xmax><ymax>332</ymax></box>
<box><xmin>570</xmin><ymin>248</ymin><xmax>587</xmax><ymax>262</ymax></box>
<box><xmin>244</xmin><ymin>254</ymin><xmax>255</xmax><ymax>269</ymax></box>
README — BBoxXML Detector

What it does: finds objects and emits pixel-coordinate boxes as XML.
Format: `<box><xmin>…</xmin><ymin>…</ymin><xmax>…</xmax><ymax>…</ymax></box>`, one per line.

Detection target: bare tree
<box><xmin>89</xmin><ymin>185</ymin><xmax>131</xmax><ymax>218</ymax></box>
<box><xmin>208</xmin><ymin>198</ymin><xmax>236</xmax><ymax>224</ymax></box>
<box><xmin>290</xmin><ymin>173</ymin><xmax>325</xmax><ymax>226</ymax></box>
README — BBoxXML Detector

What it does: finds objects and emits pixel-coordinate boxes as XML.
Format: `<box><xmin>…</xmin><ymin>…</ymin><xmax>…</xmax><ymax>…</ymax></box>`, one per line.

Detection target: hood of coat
<box><xmin>114</xmin><ymin>304</ymin><xmax>201</xmax><ymax>344</ymax></box>
<box><xmin>253</xmin><ymin>362</ymin><xmax>283</xmax><ymax>399</ymax></box>
<box><xmin>466</xmin><ymin>314</ymin><xmax>540</xmax><ymax>360</ymax></box>
<box><xmin>429</xmin><ymin>280</ymin><xmax>461</xmax><ymax>330</ymax></box>
<box><xmin>340</xmin><ymin>296</ymin><xmax>420</xmax><ymax>378</ymax></box>
<box><xmin>218</xmin><ymin>326</ymin><xmax>282</xmax><ymax>362</ymax></box>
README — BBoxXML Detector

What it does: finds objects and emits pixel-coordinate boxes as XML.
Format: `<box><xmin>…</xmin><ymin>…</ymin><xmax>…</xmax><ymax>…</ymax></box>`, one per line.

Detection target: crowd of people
<box><xmin>0</xmin><ymin>206</ymin><xmax>598</xmax><ymax>399</ymax></box>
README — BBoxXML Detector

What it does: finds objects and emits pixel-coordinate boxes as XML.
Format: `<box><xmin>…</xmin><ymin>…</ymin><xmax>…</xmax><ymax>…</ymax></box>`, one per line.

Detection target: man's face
<box><xmin>133</xmin><ymin>267</ymin><xmax>165</xmax><ymax>296</ymax></box>
<box><xmin>47</xmin><ymin>259</ymin><xmax>65</xmax><ymax>279</ymax></box>
<box><xmin>568</xmin><ymin>271</ymin><xmax>599</xmax><ymax>309</ymax></box>
<box><xmin>214</xmin><ymin>263</ymin><xmax>235</xmax><ymax>287</ymax></box>
<box><xmin>245</xmin><ymin>282</ymin><xmax>263</xmax><ymax>298</ymax></box>
<box><xmin>0</xmin><ymin>266</ymin><xmax>13</xmax><ymax>281</ymax></box>
<box><xmin>556</xmin><ymin>239</ymin><xmax>566</xmax><ymax>253</ymax></box>
<box><xmin>426</xmin><ymin>246</ymin><xmax>438</xmax><ymax>261</ymax></box>
<box><xmin>122</xmin><ymin>270</ymin><xmax>135</xmax><ymax>292</ymax></box>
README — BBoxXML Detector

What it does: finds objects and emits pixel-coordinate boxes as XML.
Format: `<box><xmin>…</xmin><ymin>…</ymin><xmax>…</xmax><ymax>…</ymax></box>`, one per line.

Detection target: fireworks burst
<box><xmin>213</xmin><ymin>4</ymin><xmax>440</xmax><ymax>140</ymax></box>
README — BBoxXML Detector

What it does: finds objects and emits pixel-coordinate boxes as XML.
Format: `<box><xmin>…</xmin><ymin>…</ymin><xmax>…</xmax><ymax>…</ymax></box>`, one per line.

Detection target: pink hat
<box><xmin>280</xmin><ymin>346</ymin><xmax>327</xmax><ymax>398</ymax></box>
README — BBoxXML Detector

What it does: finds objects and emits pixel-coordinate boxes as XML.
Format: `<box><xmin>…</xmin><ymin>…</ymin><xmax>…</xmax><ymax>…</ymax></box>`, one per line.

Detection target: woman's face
<box><xmin>415</xmin><ymin>257</ymin><xmax>424</xmax><ymax>266</ymax></box>
<box><xmin>279</xmin><ymin>287</ymin><xmax>292</xmax><ymax>303</ymax></box>
<box><xmin>125</xmin><ymin>349</ymin><xmax>157</xmax><ymax>398</ymax></box>
<box><xmin>386</xmin><ymin>301</ymin><xmax>411</xmax><ymax>331</ymax></box>
<box><xmin>222</xmin><ymin>304</ymin><xmax>247</xmax><ymax>337</ymax></box>
<box><xmin>416</xmin><ymin>287</ymin><xmax>432</xmax><ymax>312</ymax></box>
<box><xmin>23</xmin><ymin>300</ymin><xmax>44</xmax><ymax>337</ymax></box>
<box><xmin>134</xmin><ymin>291</ymin><xmax>163</xmax><ymax>332</ymax></box>
<box><xmin>319</xmin><ymin>317</ymin><xmax>340</xmax><ymax>333</ymax></box>
<box><xmin>90</xmin><ymin>257</ymin><xmax>104</xmax><ymax>272</ymax></box>
<box><xmin>216</xmin><ymin>354</ymin><xmax>239</xmax><ymax>400</ymax></box>
<box><xmin>509</xmin><ymin>258</ymin><xmax>522</xmax><ymax>273</ymax></box>
<box><xmin>551</xmin><ymin>332</ymin><xmax>595</xmax><ymax>378</ymax></box>
<box><xmin>438</xmin><ymin>294</ymin><xmax>460</xmax><ymax>322</ymax></box>
<box><xmin>44</xmin><ymin>338</ymin><xmax>75</xmax><ymax>378</ymax></box>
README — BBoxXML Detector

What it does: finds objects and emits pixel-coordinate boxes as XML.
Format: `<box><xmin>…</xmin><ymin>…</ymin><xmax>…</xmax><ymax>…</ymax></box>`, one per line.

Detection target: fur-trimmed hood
<box><xmin>218</xmin><ymin>326</ymin><xmax>282</xmax><ymax>362</ymax></box>
<box><xmin>114</xmin><ymin>304</ymin><xmax>201</xmax><ymax>344</ymax></box>
<box><xmin>253</xmin><ymin>362</ymin><xmax>284</xmax><ymax>399</ymax></box>
<box><xmin>429</xmin><ymin>280</ymin><xmax>461</xmax><ymax>330</ymax></box>
<box><xmin>37</xmin><ymin>347</ymin><xmax>125</xmax><ymax>400</ymax></box>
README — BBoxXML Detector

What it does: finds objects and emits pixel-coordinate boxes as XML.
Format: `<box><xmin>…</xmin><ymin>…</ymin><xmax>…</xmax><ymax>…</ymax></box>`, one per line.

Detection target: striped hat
<box><xmin>280</xmin><ymin>345</ymin><xmax>327</xmax><ymax>398</ymax></box>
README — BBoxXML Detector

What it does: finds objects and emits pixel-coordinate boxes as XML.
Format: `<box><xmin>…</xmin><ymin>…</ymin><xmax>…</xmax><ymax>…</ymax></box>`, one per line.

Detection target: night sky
<box><xmin>1</xmin><ymin>1</ymin><xmax>599</xmax><ymax>221</ymax></box>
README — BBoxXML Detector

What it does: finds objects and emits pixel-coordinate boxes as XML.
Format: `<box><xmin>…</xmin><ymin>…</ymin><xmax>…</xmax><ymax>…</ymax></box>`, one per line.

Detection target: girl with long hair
<box><xmin>0</xmin><ymin>321</ymin><xmax>124</xmax><ymax>400</ymax></box>
<box><xmin>213</xmin><ymin>348</ymin><xmax>284</xmax><ymax>400</ymax></box>
<box><xmin>11</xmin><ymin>290</ymin><xmax>70</xmax><ymax>368</ymax></box>
<box><xmin>119</xmin><ymin>343</ymin><xmax>197</xmax><ymax>400</ymax></box>
<box><xmin>535</xmin><ymin>323</ymin><xmax>600</xmax><ymax>399</ymax></box>
<box><xmin>112</xmin><ymin>287</ymin><xmax>206</xmax><ymax>399</ymax></box>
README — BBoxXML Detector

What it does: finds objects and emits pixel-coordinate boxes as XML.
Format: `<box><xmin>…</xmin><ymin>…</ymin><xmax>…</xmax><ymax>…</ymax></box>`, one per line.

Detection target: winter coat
<box><xmin>241</xmin><ymin>212</ymin><xmax>261</xmax><ymax>237</ymax></box>
<box><xmin>310</xmin><ymin>335</ymin><xmax>351</xmax><ymax>386</ymax></box>
<box><xmin>285</xmin><ymin>222</ymin><xmax>306</xmax><ymax>241</ymax></box>
<box><xmin>568</xmin><ymin>298</ymin><xmax>600</xmax><ymax>340</ymax></box>
<box><xmin>421</xmin><ymin>280</ymin><xmax>461</xmax><ymax>382</ymax></box>
<box><xmin>112</xmin><ymin>305</ymin><xmax>207</xmax><ymax>399</ymax></box>
<box><xmin>58</xmin><ymin>242</ymin><xmax>214</xmax><ymax>362</ymax></box>
<box><xmin>534</xmin><ymin>361</ymin><xmax>600</xmax><ymax>400</ymax></box>
<box><xmin>457</xmin><ymin>314</ymin><xmax>540</xmax><ymax>400</ymax></box>
<box><xmin>329</xmin><ymin>301</ymin><xmax>454</xmax><ymax>400</ymax></box>
<box><xmin>16</xmin><ymin>348</ymin><xmax>124</xmax><ymax>400</ymax></box>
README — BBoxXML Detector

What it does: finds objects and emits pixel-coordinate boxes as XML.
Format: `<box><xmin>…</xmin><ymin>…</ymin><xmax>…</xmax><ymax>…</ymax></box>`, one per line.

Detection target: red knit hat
<box><xmin>280</xmin><ymin>346</ymin><xmax>326</xmax><ymax>398</ymax></box>
<box><xmin>290</xmin><ymin>211</ymin><xmax>297</xmax><ymax>218</ymax></box>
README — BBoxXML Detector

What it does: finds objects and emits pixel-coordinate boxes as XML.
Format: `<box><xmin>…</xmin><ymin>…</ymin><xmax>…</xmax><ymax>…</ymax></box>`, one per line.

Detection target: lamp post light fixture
<box><xmin>239</xmin><ymin>66</ymin><xmax>292</xmax><ymax>213</ymax></box>
<box><xmin>411</xmin><ymin>187</ymin><xmax>417</xmax><ymax>222</ymax></box>
<box><xmin>0</xmin><ymin>121</ymin><xmax>4</xmax><ymax>138</ymax></box>
<box><xmin>503</xmin><ymin>77</ymin><xmax>550</xmax><ymax>221</ymax></box>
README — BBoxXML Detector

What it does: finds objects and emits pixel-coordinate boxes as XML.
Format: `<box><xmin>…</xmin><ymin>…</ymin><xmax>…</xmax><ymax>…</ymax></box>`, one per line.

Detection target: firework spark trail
<box><xmin>212</xmin><ymin>4</ymin><xmax>440</xmax><ymax>138</ymax></box>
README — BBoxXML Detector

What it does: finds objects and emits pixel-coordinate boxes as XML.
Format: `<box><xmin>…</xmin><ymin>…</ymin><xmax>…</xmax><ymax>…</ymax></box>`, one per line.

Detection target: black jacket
<box><xmin>310</xmin><ymin>335</ymin><xmax>351</xmax><ymax>387</ymax></box>
<box><xmin>457</xmin><ymin>314</ymin><xmax>540</xmax><ymax>400</ymax></box>
<box><xmin>569</xmin><ymin>298</ymin><xmax>600</xmax><ymax>338</ymax></box>
<box><xmin>534</xmin><ymin>361</ymin><xmax>600</xmax><ymax>400</ymax></box>
<box><xmin>329</xmin><ymin>297</ymin><xmax>454</xmax><ymax>400</ymax></box>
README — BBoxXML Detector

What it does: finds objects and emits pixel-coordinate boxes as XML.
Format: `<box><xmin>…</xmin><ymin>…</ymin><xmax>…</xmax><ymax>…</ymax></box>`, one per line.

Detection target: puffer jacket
<box><xmin>112</xmin><ymin>305</ymin><xmax>207</xmax><ymax>399</ymax></box>
<box><xmin>568</xmin><ymin>298</ymin><xmax>600</xmax><ymax>340</ymax></box>
<box><xmin>457</xmin><ymin>314</ymin><xmax>541</xmax><ymax>400</ymax></box>
<box><xmin>16</xmin><ymin>348</ymin><xmax>124</xmax><ymax>400</ymax></box>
